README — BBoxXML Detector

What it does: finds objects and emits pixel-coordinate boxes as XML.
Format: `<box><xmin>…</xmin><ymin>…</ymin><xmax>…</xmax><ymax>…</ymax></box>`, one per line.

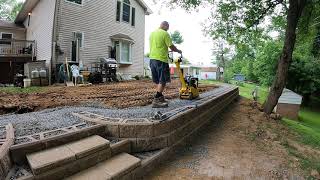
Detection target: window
<box><xmin>121</xmin><ymin>42</ymin><xmax>130</xmax><ymax>63</ymax></box>
<box><xmin>72</xmin><ymin>32</ymin><xmax>83</xmax><ymax>47</ymax></box>
<box><xmin>0</xmin><ymin>33</ymin><xmax>13</xmax><ymax>45</ymax></box>
<box><xmin>114</xmin><ymin>40</ymin><xmax>132</xmax><ymax>64</ymax></box>
<box><xmin>122</xmin><ymin>0</ymin><xmax>130</xmax><ymax>23</ymax></box>
<box><xmin>116</xmin><ymin>1</ymin><xmax>121</xmax><ymax>21</ymax></box>
<box><xmin>131</xmin><ymin>8</ymin><xmax>135</xmax><ymax>26</ymax></box>
<box><xmin>66</xmin><ymin>0</ymin><xmax>82</xmax><ymax>5</ymax></box>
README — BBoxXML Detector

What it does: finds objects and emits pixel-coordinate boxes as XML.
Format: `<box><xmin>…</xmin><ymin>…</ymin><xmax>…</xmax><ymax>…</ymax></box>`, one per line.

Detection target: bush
<box><xmin>133</xmin><ymin>75</ymin><xmax>140</xmax><ymax>80</ymax></box>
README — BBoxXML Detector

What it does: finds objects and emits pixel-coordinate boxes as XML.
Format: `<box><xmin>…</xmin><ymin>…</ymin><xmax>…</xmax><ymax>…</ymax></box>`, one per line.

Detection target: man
<box><xmin>149</xmin><ymin>21</ymin><xmax>182</xmax><ymax>108</ymax></box>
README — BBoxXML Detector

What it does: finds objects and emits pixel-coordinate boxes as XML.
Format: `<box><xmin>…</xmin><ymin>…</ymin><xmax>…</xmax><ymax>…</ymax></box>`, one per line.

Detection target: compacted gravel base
<box><xmin>0</xmin><ymin>85</ymin><xmax>232</xmax><ymax>137</ymax></box>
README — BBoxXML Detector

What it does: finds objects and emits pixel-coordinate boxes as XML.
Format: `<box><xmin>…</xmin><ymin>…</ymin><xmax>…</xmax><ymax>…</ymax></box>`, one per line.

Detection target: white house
<box><xmin>0</xmin><ymin>0</ymin><xmax>152</xmax><ymax>84</ymax></box>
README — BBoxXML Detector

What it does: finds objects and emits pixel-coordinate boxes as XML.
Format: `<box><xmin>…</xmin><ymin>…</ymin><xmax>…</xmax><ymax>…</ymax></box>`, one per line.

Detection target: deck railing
<box><xmin>0</xmin><ymin>39</ymin><xmax>36</xmax><ymax>58</ymax></box>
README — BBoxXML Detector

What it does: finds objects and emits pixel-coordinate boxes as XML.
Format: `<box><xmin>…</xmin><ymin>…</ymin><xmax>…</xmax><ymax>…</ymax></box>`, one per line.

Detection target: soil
<box><xmin>0</xmin><ymin>80</ymin><xmax>215</xmax><ymax>115</ymax></box>
<box><xmin>145</xmin><ymin>98</ymin><xmax>320</xmax><ymax>179</ymax></box>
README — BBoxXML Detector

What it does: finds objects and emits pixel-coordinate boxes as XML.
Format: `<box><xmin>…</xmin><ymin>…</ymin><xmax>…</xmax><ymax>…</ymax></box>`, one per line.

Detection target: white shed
<box><xmin>275</xmin><ymin>88</ymin><xmax>303</xmax><ymax>120</ymax></box>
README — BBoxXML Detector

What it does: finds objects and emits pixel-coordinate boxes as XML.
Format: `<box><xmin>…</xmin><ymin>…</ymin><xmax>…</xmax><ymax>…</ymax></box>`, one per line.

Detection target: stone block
<box><xmin>66</xmin><ymin>135</ymin><xmax>110</xmax><ymax>159</ymax></box>
<box><xmin>65</xmin><ymin>165</ymin><xmax>112</xmax><ymax>180</ymax></box>
<box><xmin>101</xmin><ymin>153</ymin><xmax>141</xmax><ymax>179</ymax></box>
<box><xmin>111</xmin><ymin>140</ymin><xmax>131</xmax><ymax>156</ymax></box>
<box><xmin>105</xmin><ymin>124</ymin><xmax>119</xmax><ymax>138</ymax></box>
<box><xmin>119</xmin><ymin>124</ymin><xmax>136</xmax><ymax>138</ymax></box>
<box><xmin>34</xmin><ymin>149</ymin><xmax>111</xmax><ymax>180</ymax></box>
<box><xmin>134</xmin><ymin>135</ymin><xmax>168</xmax><ymax>152</ymax></box>
<box><xmin>11</xmin><ymin>141</ymin><xmax>46</xmax><ymax>165</ymax></box>
<box><xmin>153</xmin><ymin>121</ymin><xmax>171</xmax><ymax>137</ymax></box>
<box><xmin>27</xmin><ymin>146</ymin><xmax>76</xmax><ymax>175</ymax></box>
<box><xmin>66</xmin><ymin>153</ymin><xmax>140</xmax><ymax>180</ymax></box>
<box><xmin>0</xmin><ymin>152</ymin><xmax>12</xmax><ymax>175</ymax></box>
<box><xmin>135</xmin><ymin>123</ymin><xmax>154</xmax><ymax>138</ymax></box>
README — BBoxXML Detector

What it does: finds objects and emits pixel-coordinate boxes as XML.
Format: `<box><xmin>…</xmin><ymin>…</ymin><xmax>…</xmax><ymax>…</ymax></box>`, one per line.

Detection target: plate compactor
<box><xmin>174</xmin><ymin>54</ymin><xmax>199</xmax><ymax>100</ymax></box>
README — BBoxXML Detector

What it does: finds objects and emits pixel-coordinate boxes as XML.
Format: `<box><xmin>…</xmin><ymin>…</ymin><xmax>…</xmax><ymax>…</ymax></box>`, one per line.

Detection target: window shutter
<box><xmin>116</xmin><ymin>1</ymin><xmax>121</xmax><ymax>21</ymax></box>
<box><xmin>131</xmin><ymin>8</ymin><xmax>135</xmax><ymax>26</ymax></box>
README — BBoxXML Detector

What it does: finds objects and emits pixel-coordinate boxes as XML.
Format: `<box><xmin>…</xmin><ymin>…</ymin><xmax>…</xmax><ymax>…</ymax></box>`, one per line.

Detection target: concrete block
<box><xmin>66</xmin><ymin>135</ymin><xmax>110</xmax><ymax>159</ymax></box>
<box><xmin>34</xmin><ymin>149</ymin><xmax>111</xmax><ymax>180</ymax></box>
<box><xmin>27</xmin><ymin>146</ymin><xmax>76</xmax><ymax>175</ymax></box>
<box><xmin>153</xmin><ymin>121</ymin><xmax>171</xmax><ymax>137</ymax></box>
<box><xmin>119</xmin><ymin>124</ymin><xmax>136</xmax><ymax>138</ymax></box>
<box><xmin>111</xmin><ymin>140</ymin><xmax>131</xmax><ymax>156</ymax></box>
<box><xmin>135</xmin><ymin>123</ymin><xmax>154</xmax><ymax>138</ymax></box>
<box><xmin>0</xmin><ymin>152</ymin><xmax>12</xmax><ymax>175</ymax></box>
<box><xmin>101</xmin><ymin>153</ymin><xmax>141</xmax><ymax>179</ymax></box>
<box><xmin>11</xmin><ymin>141</ymin><xmax>46</xmax><ymax>165</ymax></box>
<box><xmin>105</xmin><ymin>124</ymin><xmax>119</xmax><ymax>138</ymax></box>
<box><xmin>66</xmin><ymin>153</ymin><xmax>140</xmax><ymax>180</ymax></box>
<box><xmin>65</xmin><ymin>165</ymin><xmax>112</xmax><ymax>180</ymax></box>
<box><xmin>134</xmin><ymin>135</ymin><xmax>168</xmax><ymax>152</ymax></box>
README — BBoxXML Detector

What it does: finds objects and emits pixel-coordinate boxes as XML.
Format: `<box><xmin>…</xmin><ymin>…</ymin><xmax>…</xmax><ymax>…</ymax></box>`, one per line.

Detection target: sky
<box><xmin>143</xmin><ymin>0</ymin><xmax>215</xmax><ymax>66</ymax></box>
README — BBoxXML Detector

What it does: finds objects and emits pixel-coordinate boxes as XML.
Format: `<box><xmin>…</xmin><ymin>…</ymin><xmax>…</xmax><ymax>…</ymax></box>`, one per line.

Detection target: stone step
<box><xmin>27</xmin><ymin>135</ymin><xmax>110</xmax><ymax>175</ymax></box>
<box><xmin>66</xmin><ymin>153</ymin><xmax>141</xmax><ymax>180</ymax></box>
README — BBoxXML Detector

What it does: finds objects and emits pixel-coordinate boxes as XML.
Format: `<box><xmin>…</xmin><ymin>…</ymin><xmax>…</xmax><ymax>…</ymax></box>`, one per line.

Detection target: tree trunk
<box><xmin>263</xmin><ymin>0</ymin><xmax>307</xmax><ymax>114</ymax></box>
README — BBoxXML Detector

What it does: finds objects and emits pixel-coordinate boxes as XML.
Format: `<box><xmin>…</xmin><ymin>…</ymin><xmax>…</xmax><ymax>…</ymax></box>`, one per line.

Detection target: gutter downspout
<box><xmin>50</xmin><ymin>0</ymin><xmax>60</xmax><ymax>85</ymax></box>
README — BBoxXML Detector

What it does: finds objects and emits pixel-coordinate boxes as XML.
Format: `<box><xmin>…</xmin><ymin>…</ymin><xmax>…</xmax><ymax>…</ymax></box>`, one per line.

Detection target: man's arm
<box><xmin>169</xmin><ymin>45</ymin><xmax>182</xmax><ymax>54</ymax></box>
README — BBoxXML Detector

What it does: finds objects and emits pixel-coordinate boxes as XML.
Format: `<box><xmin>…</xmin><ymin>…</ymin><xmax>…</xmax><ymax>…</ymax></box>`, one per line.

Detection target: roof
<box><xmin>201</xmin><ymin>67</ymin><xmax>218</xmax><ymax>72</ymax></box>
<box><xmin>278</xmin><ymin>88</ymin><xmax>303</xmax><ymax>105</ymax></box>
<box><xmin>110</xmin><ymin>33</ymin><xmax>135</xmax><ymax>43</ymax></box>
<box><xmin>15</xmin><ymin>0</ymin><xmax>152</xmax><ymax>23</ymax></box>
<box><xmin>15</xmin><ymin>0</ymin><xmax>40</xmax><ymax>24</ymax></box>
<box><xmin>136</xmin><ymin>0</ymin><xmax>153</xmax><ymax>15</ymax></box>
<box><xmin>0</xmin><ymin>20</ymin><xmax>25</xmax><ymax>29</ymax></box>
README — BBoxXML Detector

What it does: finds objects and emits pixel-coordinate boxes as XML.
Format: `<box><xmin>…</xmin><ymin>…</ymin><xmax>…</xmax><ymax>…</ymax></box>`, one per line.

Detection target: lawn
<box><xmin>283</xmin><ymin>107</ymin><xmax>320</xmax><ymax>149</ymax></box>
<box><xmin>0</xmin><ymin>87</ymin><xmax>45</xmax><ymax>94</ymax></box>
<box><xmin>229</xmin><ymin>80</ymin><xmax>269</xmax><ymax>104</ymax></box>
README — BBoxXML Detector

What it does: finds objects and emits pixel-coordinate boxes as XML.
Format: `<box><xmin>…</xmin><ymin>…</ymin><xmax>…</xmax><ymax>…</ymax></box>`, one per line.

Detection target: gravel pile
<box><xmin>0</xmin><ymin>85</ymin><xmax>233</xmax><ymax>137</ymax></box>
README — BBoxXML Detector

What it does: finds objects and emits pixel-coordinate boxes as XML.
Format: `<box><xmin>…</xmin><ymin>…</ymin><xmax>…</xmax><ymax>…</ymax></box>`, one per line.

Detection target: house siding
<box><xmin>24</xmin><ymin>0</ymin><xmax>56</xmax><ymax>64</ymax></box>
<box><xmin>56</xmin><ymin>0</ymin><xmax>146</xmax><ymax>76</ymax></box>
<box><xmin>0</xmin><ymin>28</ymin><xmax>26</xmax><ymax>40</ymax></box>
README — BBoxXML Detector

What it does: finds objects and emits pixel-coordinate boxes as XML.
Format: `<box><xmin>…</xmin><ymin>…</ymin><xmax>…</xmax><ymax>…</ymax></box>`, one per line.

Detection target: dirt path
<box><xmin>0</xmin><ymin>80</ymin><xmax>215</xmax><ymax>115</ymax></box>
<box><xmin>145</xmin><ymin>98</ymin><xmax>308</xmax><ymax>179</ymax></box>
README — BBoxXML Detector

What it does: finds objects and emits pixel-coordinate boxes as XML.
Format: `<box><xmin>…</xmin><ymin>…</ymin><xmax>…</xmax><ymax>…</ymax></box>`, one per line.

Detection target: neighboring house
<box><xmin>169</xmin><ymin>64</ymin><xmax>201</xmax><ymax>79</ymax></box>
<box><xmin>0</xmin><ymin>0</ymin><xmax>152</xmax><ymax>84</ymax></box>
<box><xmin>200</xmin><ymin>66</ymin><xmax>223</xmax><ymax>80</ymax></box>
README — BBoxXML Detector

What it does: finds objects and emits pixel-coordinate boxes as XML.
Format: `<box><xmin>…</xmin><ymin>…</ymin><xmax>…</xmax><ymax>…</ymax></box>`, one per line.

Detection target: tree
<box><xmin>170</xmin><ymin>31</ymin><xmax>184</xmax><ymax>44</ymax></box>
<box><xmin>167</xmin><ymin>0</ymin><xmax>310</xmax><ymax>114</ymax></box>
<box><xmin>0</xmin><ymin>0</ymin><xmax>22</xmax><ymax>21</ymax></box>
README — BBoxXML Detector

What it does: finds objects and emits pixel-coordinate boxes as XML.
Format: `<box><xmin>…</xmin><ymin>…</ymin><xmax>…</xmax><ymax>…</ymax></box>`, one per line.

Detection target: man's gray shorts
<box><xmin>150</xmin><ymin>59</ymin><xmax>171</xmax><ymax>85</ymax></box>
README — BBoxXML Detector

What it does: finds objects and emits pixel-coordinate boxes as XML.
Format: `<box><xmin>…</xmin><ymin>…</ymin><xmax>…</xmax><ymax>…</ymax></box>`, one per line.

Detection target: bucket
<box><xmin>23</xmin><ymin>79</ymin><xmax>31</xmax><ymax>88</ymax></box>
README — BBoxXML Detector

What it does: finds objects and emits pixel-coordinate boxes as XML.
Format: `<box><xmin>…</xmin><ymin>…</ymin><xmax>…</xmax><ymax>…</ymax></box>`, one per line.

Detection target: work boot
<box><xmin>152</xmin><ymin>97</ymin><xmax>168</xmax><ymax>108</ymax></box>
<box><xmin>158</xmin><ymin>95</ymin><xmax>168</xmax><ymax>103</ymax></box>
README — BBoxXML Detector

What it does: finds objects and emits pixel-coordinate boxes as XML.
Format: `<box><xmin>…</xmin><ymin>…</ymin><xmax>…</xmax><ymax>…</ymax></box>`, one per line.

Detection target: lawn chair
<box><xmin>71</xmin><ymin>64</ymin><xmax>84</xmax><ymax>86</ymax></box>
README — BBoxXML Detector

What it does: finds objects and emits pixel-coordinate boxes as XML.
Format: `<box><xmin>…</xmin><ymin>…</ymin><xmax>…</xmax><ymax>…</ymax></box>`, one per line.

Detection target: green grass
<box><xmin>283</xmin><ymin>117</ymin><xmax>320</xmax><ymax>149</ymax></box>
<box><xmin>283</xmin><ymin>141</ymin><xmax>320</xmax><ymax>174</ymax></box>
<box><xmin>282</xmin><ymin>97</ymin><xmax>320</xmax><ymax>149</ymax></box>
<box><xmin>199</xmin><ymin>80</ymin><xmax>222</xmax><ymax>85</ymax></box>
<box><xmin>0</xmin><ymin>87</ymin><xmax>45</xmax><ymax>94</ymax></box>
<box><xmin>229</xmin><ymin>80</ymin><xmax>269</xmax><ymax>104</ymax></box>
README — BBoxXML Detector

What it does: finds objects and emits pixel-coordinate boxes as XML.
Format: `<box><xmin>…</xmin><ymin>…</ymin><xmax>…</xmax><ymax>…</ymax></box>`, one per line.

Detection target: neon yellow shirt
<box><xmin>149</xmin><ymin>28</ymin><xmax>173</xmax><ymax>63</ymax></box>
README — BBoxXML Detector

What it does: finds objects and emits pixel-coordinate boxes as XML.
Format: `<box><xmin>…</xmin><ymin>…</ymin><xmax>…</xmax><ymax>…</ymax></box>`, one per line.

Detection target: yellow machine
<box><xmin>174</xmin><ymin>55</ymin><xmax>200</xmax><ymax>100</ymax></box>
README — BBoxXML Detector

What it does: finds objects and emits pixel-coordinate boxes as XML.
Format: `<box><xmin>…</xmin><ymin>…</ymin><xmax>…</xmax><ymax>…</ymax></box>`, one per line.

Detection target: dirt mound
<box><xmin>0</xmin><ymin>80</ymin><xmax>216</xmax><ymax>115</ymax></box>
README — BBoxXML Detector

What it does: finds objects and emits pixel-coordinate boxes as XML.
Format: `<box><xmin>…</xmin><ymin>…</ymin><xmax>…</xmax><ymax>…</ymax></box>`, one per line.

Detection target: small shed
<box><xmin>234</xmin><ymin>74</ymin><xmax>245</xmax><ymax>82</ymax></box>
<box><xmin>275</xmin><ymin>88</ymin><xmax>303</xmax><ymax>120</ymax></box>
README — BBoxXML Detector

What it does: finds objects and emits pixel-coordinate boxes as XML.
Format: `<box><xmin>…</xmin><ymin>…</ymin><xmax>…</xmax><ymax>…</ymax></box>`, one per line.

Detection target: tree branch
<box><xmin>247</xmin><ymin>0</ymin><xmax>282</xmax><ymax>28</ymax></box>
